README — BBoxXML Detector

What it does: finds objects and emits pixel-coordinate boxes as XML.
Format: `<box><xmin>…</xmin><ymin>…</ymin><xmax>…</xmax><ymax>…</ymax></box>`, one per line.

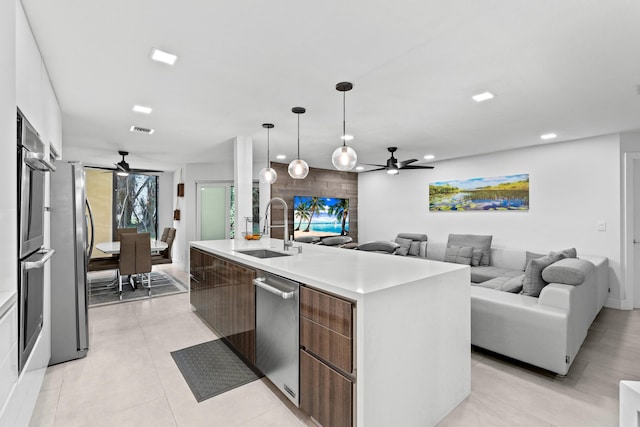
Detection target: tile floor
<box><xmin>29</xmin><ymin>265</ymin><xmax>638</xmax><ymax>426</ymax></box>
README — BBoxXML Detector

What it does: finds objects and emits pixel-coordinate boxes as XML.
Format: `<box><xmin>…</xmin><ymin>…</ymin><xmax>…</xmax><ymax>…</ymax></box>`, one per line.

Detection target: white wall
<box><xmin>157</xmin><ymin>171</ymin><xmax>174</xmax><ymax>238</ymax></box>
<box><xmin>359</xmin><ymin>134</ymin><xmax>622</xmax><ymax>306</ymax></box>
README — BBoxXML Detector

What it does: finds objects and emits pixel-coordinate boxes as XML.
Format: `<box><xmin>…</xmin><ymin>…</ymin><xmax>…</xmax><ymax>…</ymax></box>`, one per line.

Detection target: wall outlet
<box><xmin>597</xmin><ymin>221</ymin><xmax>607</xmax><ymax>231</ymax></box>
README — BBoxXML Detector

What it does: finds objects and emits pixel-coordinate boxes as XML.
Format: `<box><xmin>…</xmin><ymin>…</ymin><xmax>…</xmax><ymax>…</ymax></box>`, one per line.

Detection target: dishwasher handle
<box><xmin>253</xmin><ymin>278</ymin><xmax>296</xmax><ymax>300</ymax></box>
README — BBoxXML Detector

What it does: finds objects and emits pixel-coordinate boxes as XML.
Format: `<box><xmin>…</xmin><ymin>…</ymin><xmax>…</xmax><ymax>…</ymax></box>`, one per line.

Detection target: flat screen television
<box><xmin>293</xmin><ymin>196</ymin><xmax>349</xmax><ymax>239</ymax></box>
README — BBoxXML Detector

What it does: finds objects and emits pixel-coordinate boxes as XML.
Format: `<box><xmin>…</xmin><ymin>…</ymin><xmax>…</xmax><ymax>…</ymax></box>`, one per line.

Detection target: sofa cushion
<box><xmin>395</xmin><ymin>237</ymin><xmax>412</xmax><ymax>249</ymax></box>
<box><xmin>470</xmin><ymin>266</ymin><xmax>522</xmax><ymax>283</ymax></box>
<box><xmin>397</xmin><ymin>233</ymin><xmax>428</xmax><ymax>242</ymax></box>
<box><xmin>523</xmin><ymin>248</ymin><xmax>577</xmax><ymax>270</ymax></box>
<box><xmin>522</xmin><ymin>252</ymin><xmax>566</xmax><ymax>297</ymax></box>
<box><xmin>444</xmin><ymin>246</ymin><xmax>474</xmax><ymax>265</ymax></box>
<box><xmin>542</xmin><ymin>257</ymin><xmax>591</xmax><ymax>285</ymax></box>
<box><xmin>551</xmin><ymin>247</ymin><xmax>577</xmax><ymax>259</ymax></box>
<box><xmin>447</xmin><ymin>234</ymin><xmax>492</xmax><ymax>266</ymax></box>
<box><xmin>523</xmin><ymin>251</ymin><xmax>545</xmax><ymax>270</ymax></box>
<box><xmin>358</xmin><ymin>241</ymin><xmax>399</xmax><ymax>253</ymax></box>
<box><xmin>472</xmin><ymin>274</ymin><xmax>524</xmax><ymax>293</ymax></box>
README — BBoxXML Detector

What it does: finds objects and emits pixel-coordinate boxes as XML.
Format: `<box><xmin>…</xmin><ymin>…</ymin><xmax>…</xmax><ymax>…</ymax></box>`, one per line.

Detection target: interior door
<box><xmin>196</xmin><ymin>182</ymin><xmax>231</xmax><ymax>240</ymax></box>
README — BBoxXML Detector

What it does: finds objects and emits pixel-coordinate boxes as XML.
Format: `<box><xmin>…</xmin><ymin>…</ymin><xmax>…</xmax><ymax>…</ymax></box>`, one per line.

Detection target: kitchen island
<box><xmin>190</xmin><ymin>238</ymin><xmax>470</xmax><ymax>427</ymax></box>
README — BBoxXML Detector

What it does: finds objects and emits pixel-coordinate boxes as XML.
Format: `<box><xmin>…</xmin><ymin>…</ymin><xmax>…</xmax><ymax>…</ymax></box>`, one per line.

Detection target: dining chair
<box><xmin>115</xmin><ymin>227</ymin><xmax>137</xmax><ymax>241</ymax></box>
<box><xmin>135</xmin><ymin>233</ymin><xmax>153</xmax><ymax>296</ymax></box>
<box><xmin>117</xmin><ymin>233</ymin><xmax>138</xmax><ymax>300</ymax></box>
<box><xmin>160</xmin><ymin>227</ymin><xmax>170</xmax><ymax>242</ymax></box>
<box><xmin>152</xmin><ymin>227</ymin><xmax>176</xmax><ymax>265</ymax></box>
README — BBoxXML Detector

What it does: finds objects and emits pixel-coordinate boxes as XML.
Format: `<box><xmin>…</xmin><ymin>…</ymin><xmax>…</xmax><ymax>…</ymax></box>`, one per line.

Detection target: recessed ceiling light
<box><xmin>276</xmin><ymin>154</ymin><xmax>286</xmax><ymax>160</ymax></box>
<box><xmin>472</xmin><ymin>92</ymin><xmax>495</xmax><ymax>102</ymax></box>
<box><xmin>423</xmin><ymin>154</ymin><xmax>435</xmax><ymax>160</ymax></box>
<box><xmin>540</xmin><ymin>133</ymin><xmax>557</xmax><ymax>140</ymax></box>
<box><xmin>151</xmin><ymin>48</ymin><xmax>178</xmax><ymax>65</ymax></box>
<box><xmin>132</xmin><ymin>105</ymin><xmax>152</xmax><ymax>114</ymax></box>
<box><xmin>355</xmin><ymin>166</ymin><xmax>364</xmax><ymax>171</ymax></box>
<box><xmin>130</xmin><ymin>125</ymin><xmax>155</xmax><ymax>135</ymax></box>
<box><xmin>341</xmin><ymin>134</ymin><xmax>354</xmax><ymax>141</ymax></box>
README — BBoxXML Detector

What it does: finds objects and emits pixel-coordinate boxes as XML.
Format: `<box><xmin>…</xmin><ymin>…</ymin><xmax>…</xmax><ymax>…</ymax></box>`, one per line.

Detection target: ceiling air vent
<box><xmin>129</xmin><ymin>125</ymin><xmax>155</xmax><ymax>135</ymax></box>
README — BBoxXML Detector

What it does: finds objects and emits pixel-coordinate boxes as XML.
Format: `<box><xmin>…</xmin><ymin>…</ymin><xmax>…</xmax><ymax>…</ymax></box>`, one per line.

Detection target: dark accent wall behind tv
<box><xmin>269</xmin><ymin>162</ymin><xmax>358</xmax><ymax>242</ymax></box>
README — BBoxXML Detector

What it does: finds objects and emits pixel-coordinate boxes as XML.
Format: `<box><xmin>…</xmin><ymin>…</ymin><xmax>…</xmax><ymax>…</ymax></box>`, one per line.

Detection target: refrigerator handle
<box><xmin>85</xmin><ymin>199</ymin><xmax>95</xmax><ymax>261</ymax></box>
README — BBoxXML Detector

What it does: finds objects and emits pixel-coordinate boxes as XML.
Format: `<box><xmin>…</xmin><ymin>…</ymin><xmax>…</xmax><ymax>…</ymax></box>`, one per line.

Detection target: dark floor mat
<box><xmin>171</xmin><ymin>339</ymin><xmax>262</xmax><ymax>402</ymax></box>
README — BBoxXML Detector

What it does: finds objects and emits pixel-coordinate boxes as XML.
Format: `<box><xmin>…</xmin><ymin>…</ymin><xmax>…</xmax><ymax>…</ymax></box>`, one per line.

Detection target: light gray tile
<box><xmin>28</xmin><ymin>387</ymin><xmax>59</xmax><ymax>427</ymax></box>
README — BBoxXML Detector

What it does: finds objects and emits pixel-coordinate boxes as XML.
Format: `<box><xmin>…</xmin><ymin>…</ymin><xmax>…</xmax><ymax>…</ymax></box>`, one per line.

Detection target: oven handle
<box><xmin>24</xmin><ymin>249</ymin><xmax>56</xmax><ymax>270</ymax></box>
<box><xmin>25</xmin><ymin>151</ymin><xmax>56</xmax><ymax>172</ymax></box>
<box><xmin>253</xmin><ymin>278</ymin><xmax>296</xmax><ymax>299</ymax></box>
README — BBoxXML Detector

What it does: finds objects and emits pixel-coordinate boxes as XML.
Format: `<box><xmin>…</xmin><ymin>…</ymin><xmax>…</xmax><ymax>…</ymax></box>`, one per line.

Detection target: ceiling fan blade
<box><xmin>85</xmin><ymin>164</ymin><xmax>116</xmax><ymax>171</ymax></box>
<box><xmin>360</xmin><ymin>167</ymin><xmax>387</xmax><ymax>173</ymax></box>
<box><xmin>398</xmin><ymin>159</ymin><xmax>418</xmax><ymax>168</ymax></box>
<box><xmin>401</xmin><ymin>165</ymin><xmax>435</xmax><ymax>170</ymax></box>
<box><xmin>130</xmin><ymin>168</ymin><xmax>164</xmax><ymax>174</ymax></box>
<box><xmin>363</xmin><ymin>163</ymin><xmax>388</xmax><ymax>168</ymax></box>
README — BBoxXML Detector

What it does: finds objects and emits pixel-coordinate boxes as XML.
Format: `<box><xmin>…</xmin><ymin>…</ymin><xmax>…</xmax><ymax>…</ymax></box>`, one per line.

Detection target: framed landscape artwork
<box><xmin>429</xmin><ymin>173</ymin><xmax>529</xmax><ymax>211</ymax></box>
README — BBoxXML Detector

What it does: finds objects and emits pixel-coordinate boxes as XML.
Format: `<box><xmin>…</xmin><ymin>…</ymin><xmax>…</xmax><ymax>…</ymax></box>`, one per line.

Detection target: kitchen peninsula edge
<box><xmin>190</xmin><ymin>238</ymin><xmax>471</xmax><ymax>427</ymax></box>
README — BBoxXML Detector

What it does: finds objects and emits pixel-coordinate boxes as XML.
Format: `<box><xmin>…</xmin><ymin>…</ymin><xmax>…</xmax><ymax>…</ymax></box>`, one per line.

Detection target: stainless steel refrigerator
<box><xmin>49</xmin><ymin>161</ymin><xmax>93</xmax><ymax>365</ymax></box>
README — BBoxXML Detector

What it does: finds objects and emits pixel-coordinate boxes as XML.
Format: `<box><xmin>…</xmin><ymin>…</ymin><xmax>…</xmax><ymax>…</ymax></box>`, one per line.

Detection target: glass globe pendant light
<box><xmin>331</xmin><ymin>81</ymin><xmax>357</xmax><ymax>171</ymax></box>
<box><xmin>258</xmin><ymin>123</ymin><xmax>277</xmax><ymax>184</ymax></box>
<box><xmin>288</xmin><ymin>107</ymin><xmax>309</xmax><ymax>179</ymax></box>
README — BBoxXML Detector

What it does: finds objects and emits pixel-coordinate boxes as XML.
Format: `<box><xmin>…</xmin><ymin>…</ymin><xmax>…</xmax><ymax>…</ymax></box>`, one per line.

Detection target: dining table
<box><xmin>96</xmin><ymin>239</ymin><xmax>168</xmax><ymax>255</ymax></box>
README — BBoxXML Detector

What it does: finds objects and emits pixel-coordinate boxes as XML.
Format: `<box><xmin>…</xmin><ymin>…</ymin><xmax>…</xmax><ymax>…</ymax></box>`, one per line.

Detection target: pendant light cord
<box><xmin>266</xmin><ymin>127</ymin><xmax>270</xmax><ymax>169</ymax></box>
<box><xmin>342</xmin><ymin>90</ymin><xmax>347</xmax><ymax>147</ymax></box>
<box><xmin>297</xmin><ymin>113</ymin><xmax>301</xmax><ymax>159</ymax></box>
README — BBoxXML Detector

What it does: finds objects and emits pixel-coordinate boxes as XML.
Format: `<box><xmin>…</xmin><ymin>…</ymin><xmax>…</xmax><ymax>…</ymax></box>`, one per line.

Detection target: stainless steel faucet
<box><xmin>263</xmin><ymin>197</ymin><xmax>294</xmax><ymax>251</ymax></box>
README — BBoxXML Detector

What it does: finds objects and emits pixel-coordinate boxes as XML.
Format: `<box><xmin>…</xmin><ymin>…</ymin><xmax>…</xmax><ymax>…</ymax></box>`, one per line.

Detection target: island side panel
<box><xmin>357</xmin><ymin>267</ymin><xmax>470</xmax><ymax>427</ymax></box>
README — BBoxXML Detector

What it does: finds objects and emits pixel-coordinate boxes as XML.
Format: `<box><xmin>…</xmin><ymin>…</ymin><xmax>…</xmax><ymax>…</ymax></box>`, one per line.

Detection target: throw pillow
<box><xmin>502</xmin><ymin>274</ymin><xmax>524</xmax><ymax>293</ymax></box>
<box><xmin>471</xmin><ymin>249</ymin><xmax>482</xmax><ymax>267</ymax></box>
<box><xmin>523</xmin><ymin>251</ymin><xmax>545</xmax><ymax>270</ymax></box>
<box><xmin>444</xmin><ymin>246</ymin><xmax>474</xmax><ymax>265</ymax></box>
<box><xmin>551</xmin><ymin>247</ymin><xmax>577</xmax><ymax>259</ymax></box>
<box><xmin>541</xmin><ymin>258</ymin><xmax>591</xmax><ymax>285</ymax></box>
<box><xmin>522</xmin><ymin>252</ymin><xmax>566</xmax><ymax>297</ymax></box>
<box><xmin>358</xmin><ymin>241</ymin><xmax>399</xmax><ymax>253</ymax></box>
<box><xmin>409</xmin><ymin>241</ymin><xmax>421</xmax><ymax>257</ymax></box>
<box><xmin>395</xmin><ymin>247</ymin><xmax>409</xmax><ymax>256</ymax></box>
<box><xmin>395</xmin><ymin>237</ymin><xmax>412</xmax><ymax>250</ymax></box>
<box><xmin>447</xmin><ymin>234</ymin><xmax>492</xmax><ymax>266</ymax></box>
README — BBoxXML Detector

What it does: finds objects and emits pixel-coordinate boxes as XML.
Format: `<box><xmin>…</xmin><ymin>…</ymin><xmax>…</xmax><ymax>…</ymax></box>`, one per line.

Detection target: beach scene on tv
<box><xmin>293</xmin><ymin>196</ymin><xmax>349</xmax><ymax>238</ymax></box>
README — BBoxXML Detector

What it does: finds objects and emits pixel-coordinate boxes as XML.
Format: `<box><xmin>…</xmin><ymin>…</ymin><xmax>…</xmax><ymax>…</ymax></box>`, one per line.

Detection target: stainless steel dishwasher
<box><xmin>254</xmin><ymin>271</ymin><xmax>300</xmax><ymax>406</ymax></box>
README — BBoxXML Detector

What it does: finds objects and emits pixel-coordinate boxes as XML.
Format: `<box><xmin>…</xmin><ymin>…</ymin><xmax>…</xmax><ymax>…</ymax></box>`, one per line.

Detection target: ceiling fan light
<box><xmin>387</xmin><ymin>167</ymin><xmax>399</xmax><ymax>175</ymax></box>
<box><xmin>117</xmin><ymin>171</ymin><xmax>129</xmax><ymax>177</ymax></box>
<box><xmin>331</xmin><ymin>145</ymin><xmax>357</xmax><ymax>171</ymax></box>
<box><xmin>259</xmin><ymin>167</ymin><xmax>277</xmax><ymax>184</ymax></box>
<box><xmin>288</xmin><ymin>159</ymin><xmax>309</xmax><ymax>179</ymax></box>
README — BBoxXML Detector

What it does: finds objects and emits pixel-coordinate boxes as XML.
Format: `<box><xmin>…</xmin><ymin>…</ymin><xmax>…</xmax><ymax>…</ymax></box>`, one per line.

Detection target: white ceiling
<box><xmin>21</xmin><ymin>0</ymin><xmax>640</xmax><ymax>173</ymax></box>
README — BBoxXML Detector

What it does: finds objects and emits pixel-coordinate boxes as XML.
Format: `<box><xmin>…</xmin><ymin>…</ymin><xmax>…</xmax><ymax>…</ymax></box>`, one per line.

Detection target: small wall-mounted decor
<box><xmin>173</xmin><ymin>209</ymin><xmax>181</xmax><ymax>220</ymax></box>
<box><xmin>177</xmin><ymin>183</ymin><xmax>184</xmax><ymax>197</ymax></box>
<box><xmin>429</xmin><ymin>173</ymin><xmax>529</xmax><ymax>211</ymax></box>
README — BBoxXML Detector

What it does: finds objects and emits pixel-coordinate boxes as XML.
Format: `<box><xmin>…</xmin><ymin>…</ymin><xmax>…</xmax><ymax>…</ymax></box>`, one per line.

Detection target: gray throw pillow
<box><xmin>447</xmin><ymin>234</ymin><xmax>492</xmax><ymax>266</ymax></box>
<box><xmin>395</xmin><ymin>237</ymin><xmax>412</xmax><ymax>250</ymax></box>
<box><xmin>503</xmin><ymin>274</ymin><xmax>524</xmax><ymax>293</ymax></box>
<box><xmin>523</xmin><ymin>251</ymin><xmax>545</xmax><ymax>270</ymax></box>
<box><xmin>522</xmin><ymin>252</ymin><xmax>566</xmax><ymax>297</ymax></box>
<box><xmin>358</xmin><ymin>241</ymin><xmax>399</xmax><ymax>253</ymax></box>
<box><xmin>444</xmin><ymin>246</ymin><xmax>474</xmax><ymax>265</ymax></box>
<box><xmin>551</xmin><ymin>248</ymin><xmax>577</xmax><ymax>259</ymax></box>
<box><xmin>541</xmin><ymin>258</ymin><xmax>591</xmax><ymax>285</ymax></box>
<box><xmin>471</xmin><ymin>249</ymin><xmax>482</xmax><ymax>267</ymax></box>
<box><xmin>395</xmin><ymin>247</ymin><xmax>409</xmax><ymax>256</ymax></box>
<box><xmin>408</xmin><ymin>241</ymin><xmax>421</xmax><ymax>257</ymax></box>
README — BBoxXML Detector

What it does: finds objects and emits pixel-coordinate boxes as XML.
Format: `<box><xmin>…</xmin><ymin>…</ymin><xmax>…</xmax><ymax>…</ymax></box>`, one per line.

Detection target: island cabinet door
<box><xmin>207</xmin><ymin>254</ymin><xmax>256</xmax><ymax>365</ymax></box>
<box><xmin>300</xmin><ymin>349</ymin><xmax>353</xmax><ymax>427</ymax></box>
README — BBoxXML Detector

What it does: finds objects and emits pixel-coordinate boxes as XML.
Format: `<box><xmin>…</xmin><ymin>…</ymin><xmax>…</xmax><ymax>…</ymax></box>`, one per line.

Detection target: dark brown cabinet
<box><xmin>300</xmin><ymin>286</ymin><xmax>355</xmax><ymax>427</ymax></box>
<box><xmin>189</xmin><ymin>248</ymin><xmax>256</xmax><ymax>364</ymax></box>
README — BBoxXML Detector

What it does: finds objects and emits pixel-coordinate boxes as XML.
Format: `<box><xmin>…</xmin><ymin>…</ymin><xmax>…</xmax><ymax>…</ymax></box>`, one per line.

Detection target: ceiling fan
<box><xmin>363</xmin><ymin>147</ymin><xmax>434</xmax><ymax>174</ymax></box>
<box><xmin>87</xmin><ymin>151</ymin><xmax>162</xmax><ymax>175</ymax></box>
<box><xmin>113</xmin><ymin>151</ymin><xmax>162</xmax><ymax>175</ymax></box>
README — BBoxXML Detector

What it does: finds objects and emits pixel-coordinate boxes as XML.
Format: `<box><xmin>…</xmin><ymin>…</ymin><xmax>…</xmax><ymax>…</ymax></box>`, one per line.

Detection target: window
<box><xmin>114</xmin><ymin>174</ymin><xmax>158</xmax><ymax>239</ymax></box>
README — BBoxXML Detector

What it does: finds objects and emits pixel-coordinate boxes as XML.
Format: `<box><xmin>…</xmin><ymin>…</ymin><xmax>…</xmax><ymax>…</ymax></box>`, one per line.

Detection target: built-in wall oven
<box><xmin>17</xmin><ymin>110</ymin><xmax>55</xmax><ymax>372</ymax></box>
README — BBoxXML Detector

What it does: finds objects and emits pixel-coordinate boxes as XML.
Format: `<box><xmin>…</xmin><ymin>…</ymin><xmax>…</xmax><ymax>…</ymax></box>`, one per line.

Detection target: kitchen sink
<box><xmin>237</xmin><ymin>249</ymin><xmax>292</xmax><ymax>259</ymax></box>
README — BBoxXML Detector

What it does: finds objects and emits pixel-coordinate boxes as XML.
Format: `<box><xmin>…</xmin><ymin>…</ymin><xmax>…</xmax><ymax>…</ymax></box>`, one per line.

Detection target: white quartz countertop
<box><xmin>0</xmin><ymin>291</ymin><xmax>17</xmax><ymax>318</ymax></box>
<box><xmin>190</xmin><ymin>238</ymin><xmax>468</xmax><ymax>297</ymax></box>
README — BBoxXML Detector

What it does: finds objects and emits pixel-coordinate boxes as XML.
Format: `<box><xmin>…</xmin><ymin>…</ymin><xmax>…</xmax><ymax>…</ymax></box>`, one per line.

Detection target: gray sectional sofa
<box><xmin>359</xmin><ymin>233</ymin><xmax>609</xmax><ymax>375</ymax></box>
